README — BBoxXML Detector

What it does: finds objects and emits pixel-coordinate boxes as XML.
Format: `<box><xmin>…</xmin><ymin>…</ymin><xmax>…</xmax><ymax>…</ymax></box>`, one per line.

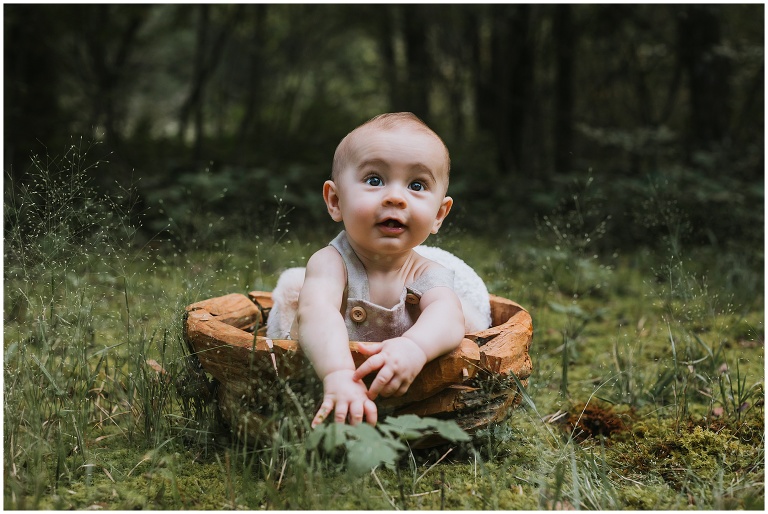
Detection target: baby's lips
<box><xmin>378</xmin><ymin>218</ymin><xmax>406</xmax><ymax>228</ymax></box>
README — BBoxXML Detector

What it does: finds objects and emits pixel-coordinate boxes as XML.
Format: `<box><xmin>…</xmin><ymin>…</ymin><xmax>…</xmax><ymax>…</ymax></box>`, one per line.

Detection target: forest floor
<box><xmin>4</xmin><ymin>227</ymin><xmax>764</xmax><ymax>510</ymax></box>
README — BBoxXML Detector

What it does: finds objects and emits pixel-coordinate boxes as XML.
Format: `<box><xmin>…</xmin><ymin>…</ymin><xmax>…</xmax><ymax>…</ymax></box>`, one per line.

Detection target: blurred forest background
<box><xmin>4</xmin><ymin>3</ymin><xmax>764</xmax><ymax>259</ymax></box>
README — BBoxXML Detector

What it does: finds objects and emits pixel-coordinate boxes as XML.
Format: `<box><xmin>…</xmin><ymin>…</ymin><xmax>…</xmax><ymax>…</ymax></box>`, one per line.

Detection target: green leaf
<box><xmin>433</xmin><ymin>419</ymin><xmax>471</xmax><ymax>442</ymax></box>
<box><xmin>378</xmin><ymin>423</ymin><xmax>423</xmax><ymax>440</ymax></box>
<box><xmin>306</xmin><ymin>424</ymin><xmax>326</xmax><ymax>450</ymax></box>
<box><xmin>322</xmin><ymin>423</ymin><xmax>353</xmax><ymax>453</ymax></box>
<box><xmin>344</xmin><ymin>422</ymin><xmax>381</xmax><ymax>444</ymax></box>
<box><xmin>382</xmin><ymin>415</ymin><xmax>470</xmax><ymax>443</ymax></box>
<box><xmin>306</xmin><ymin>415</ymin><xmax>466</xmax><ymax>476</ymax></box>
<box><xmin>382</xmin><ymin>414</ymin><xmax>432</xmax><ymax>432</ymax></box>
<box><xmin>30</xmin><ymin>353</ymin><xmax>64</xmax><ymax>396</ymax></box>
<box><xmin>345</xmin><ymin>439</ymin><xmax>401</xmax><ymax>477</ymax></box>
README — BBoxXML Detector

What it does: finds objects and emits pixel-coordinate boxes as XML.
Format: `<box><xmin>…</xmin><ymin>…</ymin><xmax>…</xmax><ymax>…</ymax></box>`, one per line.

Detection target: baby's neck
<box><xmin>347</xmin><ymin>242</ymin><xmax>421</xmax><ymax>308</ymax></box>
<box><xmin>346</xmin><ymin>237</ymin><xmax>414</xmax><ymax>274</ymax></box>
<box><xmin>363</xmin><ymin>253</ymin><xmax>418</xmax><ymax>308</ymax></box>
<box><xmin>357</xmin><ymin>250</ymin><xmax>413</xmax><ymax>275</ymax></box>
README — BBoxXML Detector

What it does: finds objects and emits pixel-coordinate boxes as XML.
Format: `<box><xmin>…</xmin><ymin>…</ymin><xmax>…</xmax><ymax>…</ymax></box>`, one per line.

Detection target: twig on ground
<box><xmin>415</xmin><ymin>447</ymin><xmax>453</xmax><ymax>485</ymax></box>
<box><xmin>371</xmin><ymin>467</ymin><xmax>398</xmax><ymax>510</ymax></box>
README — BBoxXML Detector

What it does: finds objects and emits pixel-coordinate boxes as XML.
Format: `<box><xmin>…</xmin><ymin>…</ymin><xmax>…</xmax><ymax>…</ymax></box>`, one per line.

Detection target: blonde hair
<box><xmin>331</xmin><ymin>112</ymin><xmax>451</xmax><ymax>182</ymax></box>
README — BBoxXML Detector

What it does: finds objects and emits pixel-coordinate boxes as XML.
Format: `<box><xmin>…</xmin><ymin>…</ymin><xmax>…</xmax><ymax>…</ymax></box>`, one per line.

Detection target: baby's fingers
<box><xmin>348</xmin><ymin>400</ymin><xmax>365</xmax><ymax>426</ymax></box>
<box><xmin>344</xmin><ymin>399</ymin><xmax>379</xmax><ymax>426</ymax></box>
<box><xmin>364</xmin><ymin>399</ymin><xmax>378</xmax><ymax>426</ymax></box>
<box><xmin>355</xmin><ymin>342</ymin><xmax>383</xmax><ymax>356</ymax></box>
<box><xmin>353</xmin><ymin>353</ymin><xmax>385</xmax><ymax>382</ymax></box>
<box><xmin>393</xmin><ymin>381</ymin><xmax>411</xmax><ymax>397</ymax></box>
<box><xmin>366</xmin><ymin>367</ymin><xmax>394</xmax><ymax>400</ymax></box>
<box><xmin>334</xmin><ymin>402</ymin><xmax>349</xmax><ymax>424</ymax></box>
<box><xmin>311</xmin><ymin>398</ymin><xmax>335</xmax><ymax>428</ymax></box>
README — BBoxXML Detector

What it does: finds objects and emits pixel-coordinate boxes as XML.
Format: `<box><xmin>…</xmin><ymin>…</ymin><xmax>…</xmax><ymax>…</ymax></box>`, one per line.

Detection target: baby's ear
<box><xmin>323</xmin><ymin>180</ymin><xmax>343</xmax><ymax>222</ymax></box>
<box><xmin>431</xmin><ymin>196</ymin><xmax>453</xmax><ymax>234</ymax></box>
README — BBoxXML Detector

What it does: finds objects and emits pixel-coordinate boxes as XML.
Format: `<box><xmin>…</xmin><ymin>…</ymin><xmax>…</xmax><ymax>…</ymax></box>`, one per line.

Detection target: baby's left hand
<box><xmin>353</xmin><ymin>338</ymin><xmax>427</xmax><ymax>400</ymax></box>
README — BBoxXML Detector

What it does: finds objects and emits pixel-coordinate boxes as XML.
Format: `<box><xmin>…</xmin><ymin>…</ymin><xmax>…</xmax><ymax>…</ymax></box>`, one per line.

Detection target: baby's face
<box><xmin>324</xmin><ymin>125</ymin><xmax>452</xmax><ymax>258</ymax></box>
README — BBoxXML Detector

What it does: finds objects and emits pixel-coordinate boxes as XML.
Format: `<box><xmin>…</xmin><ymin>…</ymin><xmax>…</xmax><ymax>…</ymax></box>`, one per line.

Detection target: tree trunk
<box><xmin>374</xmin><ymin>5</ymin><xmax>401</xmax><ymax>111</ymax></box>
<box><xmin>3</xmin><ymin>6</ymin><xmax>61</xmax><ymax>178</ymax></box>
<box><xmin>178</xmin><ymin>5</ymin><xmax>240</xmax><ymax>161</ymax></box>
<box><xmin>676</xmin><ymin>5</ymin><xmax>732</xmax><ymax>154</ymax></box>
<box><xmin>84</xmin><ymin>5</ymin><xmax>145</xmax><ymax>156</ymax></box>
<box><xmin>553</xmin><ymin>5</ymin><xmax>575</xmax><ymax>175</ymax></box>
<box><xmin>235</xmin><ymin>5</ymin><xmax>268</xmax><ymax>157</ymax></box>
<box><xmin>476</xmin><ymin>5</ymin><xmax>534</xmax><ymax>176</ymax></box>
<box><xmin>472</xmin><ymin>8</ymin><xmax>494</xmax><ymax>137</ymax></box>
<box><xmin>504</xmin><ymin>4</ymin><xmax>534</xmax><ymax>175</ymax></box>
<box><xmin>401</xmin><ymin>5</ymin><xmax>431</xmax><ymax>120</ymax></box>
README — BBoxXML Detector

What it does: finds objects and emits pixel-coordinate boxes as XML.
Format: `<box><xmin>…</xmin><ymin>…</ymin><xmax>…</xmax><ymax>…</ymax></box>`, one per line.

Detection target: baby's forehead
<box><xmin>348</xmin><ymin>123</ymin><xmax>446</xmax><ymax>162</ymax></box>
<box><xmin>333</xmin><ymin>118</ymin><xmax>451</xmax><ymax>183</ymax></box>
<box><xmin>363</xmin><ymin>119</ymin><xmax>424</xmax><ymax>134</ymax></box>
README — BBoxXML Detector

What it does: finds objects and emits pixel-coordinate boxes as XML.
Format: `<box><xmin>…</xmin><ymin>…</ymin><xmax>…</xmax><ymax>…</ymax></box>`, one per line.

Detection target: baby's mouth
<box><xmin>379</xmin><ymin>219</ymin><xmax>405</xmax><ymax>229</ymax></box>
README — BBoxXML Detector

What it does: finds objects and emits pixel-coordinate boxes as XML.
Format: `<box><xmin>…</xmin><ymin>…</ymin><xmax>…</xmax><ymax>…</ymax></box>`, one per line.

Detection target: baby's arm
<box><xmin>353</xmin><ymin>285</ymin><xmax>465</xmax><ymax>399</ymax></box>
<box><xmin>297</xmin><ymin>247</ymin><xmax>377</xmax><ymax>427</ymax></box>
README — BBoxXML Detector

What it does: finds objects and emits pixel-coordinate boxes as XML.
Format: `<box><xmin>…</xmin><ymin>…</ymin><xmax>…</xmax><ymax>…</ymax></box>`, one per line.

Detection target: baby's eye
<box><xmin>365</xmin><ymin>176</ymin><xmax>382</xmax><ymax>186</ymax></box>
<box><xmin>409</xmin><ymin>181</ymin><xmax>425</xmax><ymax>192</ymax></box>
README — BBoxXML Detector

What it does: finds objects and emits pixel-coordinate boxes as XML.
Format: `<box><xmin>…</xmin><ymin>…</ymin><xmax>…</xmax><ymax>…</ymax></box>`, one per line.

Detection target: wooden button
<box><xmin>405</xmin><ymin>293</ymin><xmax>420</xmax><ymax>305</ymax></box>
<box><xmin>350</xmin><ymin>306</ymin><xmax>367</xmax><ymax>323</ymax></box>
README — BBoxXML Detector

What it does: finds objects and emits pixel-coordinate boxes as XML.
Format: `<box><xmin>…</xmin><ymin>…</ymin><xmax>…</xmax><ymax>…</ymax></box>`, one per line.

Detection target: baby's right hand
<box><xmin>312</xmin><ymin>369</ymin><xmax>378</xmax><ymax>428</ymax></box>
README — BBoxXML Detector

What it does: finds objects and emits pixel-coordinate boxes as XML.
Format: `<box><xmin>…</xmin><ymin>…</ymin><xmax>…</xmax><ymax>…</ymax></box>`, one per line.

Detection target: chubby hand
<box><xmin>312</xmin><ymin>369</ymin><xmax>378</xmax><ymax>428</ymax></box>
<box><xmin>353</xmin><ymin>337</ymin><xmax>428</xmax><ymax>400</ymax></box>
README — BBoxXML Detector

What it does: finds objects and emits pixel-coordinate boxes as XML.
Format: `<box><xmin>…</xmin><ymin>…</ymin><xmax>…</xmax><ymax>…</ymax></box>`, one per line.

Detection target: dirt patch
<box><xmin>564</xmin><ymin>401</ymin><xmax>635</xmax><ymax>442</ymax></box>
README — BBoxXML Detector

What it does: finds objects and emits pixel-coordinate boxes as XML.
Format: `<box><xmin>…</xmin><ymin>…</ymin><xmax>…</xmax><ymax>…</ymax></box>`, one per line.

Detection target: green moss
<box><xmin>607</xmin><ymin>414</ymin><xmax>764</xmax><ymax>508</ymax></box>
<box><xmin>618</xmin><ymin>479</ymin><xmax>686</xmax><ymax>510</ymax></box>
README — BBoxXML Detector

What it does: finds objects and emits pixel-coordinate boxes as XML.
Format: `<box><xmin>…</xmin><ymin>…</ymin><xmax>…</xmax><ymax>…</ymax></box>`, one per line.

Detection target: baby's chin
<box><xmin>349</xmin><ymin>235</ymin><xmax>416</xmax><ymax>255</ymax></box>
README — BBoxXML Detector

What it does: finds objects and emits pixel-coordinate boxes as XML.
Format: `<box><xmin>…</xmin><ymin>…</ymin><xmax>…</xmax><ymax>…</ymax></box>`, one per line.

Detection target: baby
<box><xmin>268</xmin><ymin>113</ymin><xmax>490</xmax><ymax>427</ymax></box>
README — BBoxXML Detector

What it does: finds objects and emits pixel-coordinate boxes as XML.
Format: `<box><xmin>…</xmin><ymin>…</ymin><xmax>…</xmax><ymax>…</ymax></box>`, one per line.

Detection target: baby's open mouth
<box><xmin>380</xmin><ymin>219</ymin><xmax>405</xmax><ymax>229</ymax></box>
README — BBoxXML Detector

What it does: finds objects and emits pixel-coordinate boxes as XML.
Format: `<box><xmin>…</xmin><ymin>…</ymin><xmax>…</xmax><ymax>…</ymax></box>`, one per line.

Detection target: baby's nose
<box><xmin>382</xmin><ymin>186</ymin><xmax>407</xmax><ymax>207</ymax></box>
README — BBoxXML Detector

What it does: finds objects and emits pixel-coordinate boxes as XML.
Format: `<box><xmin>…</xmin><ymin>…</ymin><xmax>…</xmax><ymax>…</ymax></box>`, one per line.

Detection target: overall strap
<box><xmin>407</xmin><ymin>266</ymin><xmax>455</xmax><ymax>297</ymax></box>
<box><xmin>328</xmin><ymin>231</ymin><xmax>369</xmax><ymax>300</ymax></box>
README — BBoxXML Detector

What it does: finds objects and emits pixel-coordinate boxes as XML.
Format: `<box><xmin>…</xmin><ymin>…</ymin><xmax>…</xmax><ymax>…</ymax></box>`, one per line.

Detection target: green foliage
<box><xmin>141</xmin><ymin>163</ymin><xmax>328</xmax><ymax>245</ymax></box>
<box><xmin>306</xmin><ymin>415</ymin><xmax>470</xmax><ymax>477</ymax></box>
<box><xmin>716</xmin><ymin>361</ymin><xmax>763</xmax><ymax>423</ymax></box>
<box><xmin>4</xmin><ymin>142</ymin><xmax>147</xmax><ymax>507</ymax></box>
<box><xmin>382</xmin><ymin>414</ymin><xmax>471</xmax><ymax>442</ymax></box>
<box><xmin>5</xmin><ymin>139</ymin><xmax>121</xmax><ymax>271</ymax></box>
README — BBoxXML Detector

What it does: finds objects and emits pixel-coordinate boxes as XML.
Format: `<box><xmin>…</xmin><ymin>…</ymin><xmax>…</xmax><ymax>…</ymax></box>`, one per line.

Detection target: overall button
<box><xmin>405</xmin><ymin>293</ymin><xmax>420</xmax><ymax>305</ymax></box>
<box><xmin>350</xmin><ymin>306</ymin><xmax>367</xmax><ymax>322</ymax></box>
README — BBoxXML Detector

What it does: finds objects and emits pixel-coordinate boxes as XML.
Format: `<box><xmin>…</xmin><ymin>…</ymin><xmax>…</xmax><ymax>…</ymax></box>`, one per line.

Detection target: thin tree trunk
<box><xmin>486</xmin><ymin>5</ymin><xmax>533</xmax><ymax>174</ymax></box>
<box><xmin>401</xmin><ymin>4</ymin><xmax>431</xmax><ymax>119</ymax></box>
<box><xmin>553</xmin><ymin>4</ymin><xmax>574</xmax><ymax>175</ymax></box>
<box><xmin>472</xmin><ymin>8</ymin><xmax>494</xmax><ymax>137</ymax></box>
<box><xmin>377</xmin><ymin>6</ymin><xmax>400</xmax><ymax>110</ymax></box>
<box><xmin>236</xmin><ymin>5</ymin><xmax>268</xmax><ymax>157</ymax></box>
<box><xmin>178</xmin><ymin>5</ymin><xmax>240</xmax><ymax>160</ymax></box>
<box><xmin>676</xmin><ymin>5</ymin><xmax>732</xmax><ymax>153</ymax></box>
<box><xmin>505</xmin><ymin>5</ymin><xmax>533</xmax><ymax>174</ymax></box>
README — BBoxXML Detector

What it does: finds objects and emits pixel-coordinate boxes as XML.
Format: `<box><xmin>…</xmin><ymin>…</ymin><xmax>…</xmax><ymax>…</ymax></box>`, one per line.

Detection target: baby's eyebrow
<box><xmin>411</xmin><ymin>163</ymin><xmax>438</xmax><ymax>184</ymax></box>
<box><xmin>357</xmin><ymin>158</ymin><xmax>388</xmax><ymax>170</ymax></box>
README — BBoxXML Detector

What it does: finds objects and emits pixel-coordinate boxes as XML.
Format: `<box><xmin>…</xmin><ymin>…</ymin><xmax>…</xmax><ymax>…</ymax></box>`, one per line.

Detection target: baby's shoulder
<box><xmin>309</xmin><ymin>244</ymin><xmax>343</xmax><ymax>261</ymax></box>
<box><xmin>306</xmin><ymin>246</ymin><xmax>346</xmax><ymax>278</ymax></box>
<box><xmin>408</xmin><ymin>250</ymin><xmax>450</xmax><ymax>280</ymax></box>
